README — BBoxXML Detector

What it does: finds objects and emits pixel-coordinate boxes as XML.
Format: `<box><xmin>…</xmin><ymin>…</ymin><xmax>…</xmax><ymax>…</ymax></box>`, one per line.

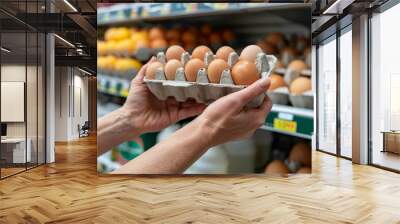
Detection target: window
<box><xmin>317</xmin><ymin>35</ymin><xmax>337</xmax><ymax>154</ymax></box>
<box><xmin>370</xmin><ymin>3</ymin><xmax>400</xmax><ymax>171</ymax></box>
<box><xmin>339</xmin><ymin>27</ymin><xmax>352</xmax><ymax>158</ymax></box>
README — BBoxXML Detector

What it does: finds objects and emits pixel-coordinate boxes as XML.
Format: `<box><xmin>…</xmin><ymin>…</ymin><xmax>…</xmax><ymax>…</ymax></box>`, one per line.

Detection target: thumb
<box><xmin>133</xmin><ymin>56</ymin><xmax>156</xmax><ymax>84</ymax></box>
<box><xmin>228</xmin><ymin>77</ymin><xmax>270</xmax><ymax>107</ymax></box>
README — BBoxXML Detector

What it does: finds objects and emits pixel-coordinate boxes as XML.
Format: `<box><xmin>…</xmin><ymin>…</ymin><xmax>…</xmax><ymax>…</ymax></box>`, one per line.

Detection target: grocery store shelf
<box><xmin>98</xmin><ymin>3</ymin><xmax>307</xmax><ymax>26</ymax></box>
<box><xmin>98</xmin><ymin>73</ymin><xmax>131</xmax><ymax>98</ymax></box>
<box><xmin>261</xmin><ymin>104</ymin><xmax>314</xmax><ymax>139</ymax></box>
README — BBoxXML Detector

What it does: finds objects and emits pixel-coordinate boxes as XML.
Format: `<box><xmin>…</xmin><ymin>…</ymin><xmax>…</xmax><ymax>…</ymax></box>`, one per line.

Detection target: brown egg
<box><xmin>289</xmin><ymin>142</ymin><xmax>311</xmax><ymax>166</ymax></box>
<box><xmin>297</xmin><ymin>167</ymin><xmax>311</xmax><ymax>174</ymax></box>
<box><xmin>200</xmin><ymin>24</ymin><xmax>212</xmax><ymax>35</ymax></box>
<box><xmin>257</xmin><ymin>41</ymin><xmax>277</xmax><ymax>54</ymax></box>
<box><xmin>289</xmin><ymin>77</ymin><xmax>311</xmax><ymax>94</ymax></box>
<box><xmin>265</xmin><ymin>32</ymin><xmax>285</xmax><ymax>47</ymax></box>
<box><xmin>149</xmin><ymin>27</ymin><xmax>165</xmax><ymax>41</ymax></box>
<box><xmin>222</xmin><ymin>29</ymin><xmax>235</xmax><ymax>42</ymax></box>
<box><xmin>268</xmin><ymin>73</ymin><xmax>287</xmax><ymax>91</ymax></box>
<box><xmin>265</xmin><ymin>160</ymin><xmax>289</xmax><ymax>175</ymax></box>
<box><xmin>281</xmin><ymin>47</ymin><xmax>298</xmax><ymax>58</ymax></box>
<box><xmin>207</xmin><ymin>59</ymin><xmax>229</xmax><ymax>83</ymax></box>
<box><xmin>239</xmin><ymin>45</ymin><xmax>263</xmax><ymax>62</ymax></box>
<box><xmin>165</xmin><ymin>45</ymin><xmax>185</xmax><ymax>61</ymax></box>
<box><xmin>145</xmin><ymin>61</ymin><xmax>163</xmax><ymax>79</ymax></box>
<box><xmin>231</xmin><ymin>60</ymin><xmax>259</xmax><ymax>85</ymax></box>
<box><xmin>166</xmin><ymin>28</ymin><xmax>180</xmax><ymax>41</ymax></box>
<box><xmin>184</xmin><ymin>58</ymin><xmax>205</xmax><ymax>82</ymax></box>
<box><xmin>150</xmin><ymin>38</ymin><xmax>168</xmax><ymax>49</ymax></box>
<box><xmin>169</xmin><ymin>39</ymin><xmax>182</xmax><ymax>46</ymax></box>
<box><xmin>287</xmin><ymin>59</ymin><xmax>308</xmax><ymax>72</ymax></box>
<box><xmin>215</xmin><ymin>46</ymin><xmax>235</xmax><ymax>62</ymax></box>
<box><xmin>209</xmin><ymin>32</ymin><xmax>222</xmax><ymax>45</ymax></box>
<box><xmin>182</xmin><ymin>30</ymin><xmax>197</xmax><ymax>44</ymax></box>
<box><xmin>191</xmin><ymin>45</ymin><xmax>212</xmax><ymax>61</ymax></box>
<box><xmin>164</xmin><ymin>59</ymin><xmax>181</xmax><ymax>80</ymax></box>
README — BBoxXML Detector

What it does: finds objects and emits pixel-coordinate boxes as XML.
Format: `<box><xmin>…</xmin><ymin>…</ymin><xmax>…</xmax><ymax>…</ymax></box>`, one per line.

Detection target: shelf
<box><xmin>261</xmin><ymin>104</ymin><xmax>313</xmax><ymax>139</ymax></box>
<box><xmin>98</xmin><ymin>3</ymin><xmax>306</xmax><ymax>26</ymax></box>
<box><xmin>97</xmin><ymin>74</ymin><xmax>314</xmax><ymax>139</ymax></box>
<box><xmin>98</xmin><ymin>74</ymin><xmax>130</xmax><ymax>98</ymax></box>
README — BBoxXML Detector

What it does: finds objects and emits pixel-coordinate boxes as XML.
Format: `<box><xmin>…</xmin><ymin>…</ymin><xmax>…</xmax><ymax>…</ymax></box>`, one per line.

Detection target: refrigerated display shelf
<box><xmin>261</xmin><ymin>104</ymin><xmax>313</xmax><ymax>139</ymax></box>
<box><xmin>98</xmin><ymin>3</ymin><xmax>304</xmax><ymax>26</ymax></box>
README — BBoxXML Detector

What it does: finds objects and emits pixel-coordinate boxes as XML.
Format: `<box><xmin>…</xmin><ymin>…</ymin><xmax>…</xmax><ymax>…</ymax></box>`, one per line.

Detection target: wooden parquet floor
<box><xmin>1</xmin><ymin>135</ymin><xmax>400</xmax><ymax>223</ymax></box>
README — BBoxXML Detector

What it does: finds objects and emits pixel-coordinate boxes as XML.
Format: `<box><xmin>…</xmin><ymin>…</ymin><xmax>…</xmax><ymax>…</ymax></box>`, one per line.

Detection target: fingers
<box><xmin>132</xmin><ymin>57</ymin><xmax>156</xmax><ymax>84</ymax></box>
<box><xmin>227</xmin><ymin>77</ymin><xmax>271</xmax><ymax>108</ymax></box>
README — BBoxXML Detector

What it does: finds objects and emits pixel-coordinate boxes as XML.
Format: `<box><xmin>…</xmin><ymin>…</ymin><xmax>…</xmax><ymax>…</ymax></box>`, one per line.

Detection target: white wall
<box><xmin>54</xmin><ymin>67</ymin><xmax>89</xmax><ymax>141</ymax></box>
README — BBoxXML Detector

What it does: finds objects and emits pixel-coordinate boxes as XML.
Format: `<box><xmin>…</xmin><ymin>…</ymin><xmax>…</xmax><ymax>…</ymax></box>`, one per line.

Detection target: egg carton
<box><xmin>144</xmin><ymin>51</ymin><xmax>277</xmax><ymax>108</ymax></box>
<box><xmin>284</xmin><ymin>68</ymin><xmax>311</xmax><ymax>85</ymax></box>
<box><xmin>267</xmin><ymin>87</ymin><xmax>289</xmax><ymax>105</ymax></box>
<box><xmin>289</xmin><ymin>90</ymin><xmax>313</xmax><ymax>109</ymax></box>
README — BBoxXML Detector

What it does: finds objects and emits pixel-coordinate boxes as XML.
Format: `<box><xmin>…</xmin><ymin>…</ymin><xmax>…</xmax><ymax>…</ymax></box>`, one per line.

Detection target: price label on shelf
<box><xmin>273</xmin><ymin>118</ymin><xmax>297</xmax><ymax>133</ymax></box>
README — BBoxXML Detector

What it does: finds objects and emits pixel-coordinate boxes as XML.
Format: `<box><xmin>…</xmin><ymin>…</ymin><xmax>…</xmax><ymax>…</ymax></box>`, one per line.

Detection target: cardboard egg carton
<box><xmin>289</xmin><ymin>90</ymin><xmax>313</xmax><ymax>109</ymax></box>
<box><xmin>267</xmin><ymin>87</ymin><xmax>290</xmax><ymax>105</ymax></box>
<box><xmin>144</xmin><ymin>51</ymin><xmax>277</xmax><ymax>108</ymax></box>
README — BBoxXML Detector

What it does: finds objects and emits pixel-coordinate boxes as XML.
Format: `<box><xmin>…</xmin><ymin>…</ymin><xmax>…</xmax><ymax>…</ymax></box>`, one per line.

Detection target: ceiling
<box><xmin>0</xmin><ymin>0</ymin><xmax>96</xmax><ymax>72</ymax></box>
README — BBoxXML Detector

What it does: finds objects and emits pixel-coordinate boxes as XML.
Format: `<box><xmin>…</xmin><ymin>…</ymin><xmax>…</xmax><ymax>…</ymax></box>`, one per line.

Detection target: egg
<box><xmin>209</xmin><ymin>32</ymin><xmax>222</xmax><ymax>45</ymax></box>
<box><xmin>191</xmin><ymin>45</ymin><xmax>212</xmax><ymax>61</ymax></box>
<box><xmin>150</xmin><ymin>38</ymin><xmax>168</xmax><ymax>49</ymax></box>
<box><xmin>145</xmin><ymin>61</ymin><xmax>163</xmax><ymax>79</ymax></box>
<box><xmin>289</xmin><ymin>77</ymin><xmax>311</xmax><ymax>94</ymax></box>
<box><xmin>287</xmin><ymin>59</ymin><xmax>308</xmax><ymax>72</ymax></box>
<box><xmin>222</xmin><ymin>29</ymin><xmax>235</xmax><ymax>42</ymax></box>
<box><xmin>268</xmin><ymin>73</ymin><xmax>287</xmax><ymax>91</ymax></box>
<box><xmin>231</xmin><ymin>60</ymin><xmax>259</xmax><ymax>85</ymax></box>
<box><xmin>200</xmin><ymin>24</ymin><xmax>212</xmax><ymax>35</ymax></box>
<box><xmin>264</xmin><ymin>160</ymin><xmax>289</xmax><ymax>175</ymax></box>
<box><xmin>297</xmin><ymin>167</ymin><xmax>311</xmax><ymax>174</ymax></box>
<box><xmin>149</xmin><ymin>27</ymin><xmax>165</xmax><ymax>41</ymax></box>
<box><xmin>207</xmin><ymin>59</ymin><xmax>229</xmax><ymax>83</ymax></box>
<box><xmin>164</xmin><ymin>59</ymin><xmax>181</xmax><ymax>80</ymax></box>
<box><xmin>165</xmin><ymin>45</ymin><xmax>185</xmax><ymax>61</ymax></box>
<box><xmin>182</xmin><ymin>30</ymin><xmax>197</xmax><ymax>44</ymax></box>
<box><xmin>215</xmin><ymin>46</ymin><xmax>235</xmax><ymax>62</ymax></box>
<box><xmin>239</xmin><ymin>45</ymin><xmax>263</xmax><ymax>62</ymax></box>
<box><xmin>184</xmin><ymin>58</ymin><xmax>205</xmax><ymax>82</ymax></box>
<box><xmin>166</xmin><ymin>28</ymin><xmax>180</xmax><ymax>41</ymax></box>
<box><xmin>289</xmin><ymin>142</ymin><xmax>311</xmax><ymax>166</ymax></box>
<box><xmin>281</xmin><ymin>47</ymin><xmax>298</xmax><ymax>62</ymax></box>
<box><xmin>264</xmin><ymin>32</ymin><xmax>285</xmax><ymax>48</ymax></box>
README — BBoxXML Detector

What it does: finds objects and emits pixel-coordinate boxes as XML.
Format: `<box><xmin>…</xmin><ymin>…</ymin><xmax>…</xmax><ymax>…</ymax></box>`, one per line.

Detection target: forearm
<box><xmin>112</xmin><ymin>120</ymin><xmax>212</xmax><ymax>174</ymax></box>
<box><xmin>97</xmin><ymin>107</ymin><xmax>140</xmax><ymax>155</ymax></box>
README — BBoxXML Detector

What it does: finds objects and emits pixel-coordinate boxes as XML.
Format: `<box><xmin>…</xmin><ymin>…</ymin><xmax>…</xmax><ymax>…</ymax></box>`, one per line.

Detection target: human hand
<box><xmin>193</xmin><ymin>78</ymin><xmax>272</xmax><ymax>148</ymax></box>
<box><xmin>121</xmin><ymin>57</ymin><xmax>206</xmax><ymax>135</ymax></box>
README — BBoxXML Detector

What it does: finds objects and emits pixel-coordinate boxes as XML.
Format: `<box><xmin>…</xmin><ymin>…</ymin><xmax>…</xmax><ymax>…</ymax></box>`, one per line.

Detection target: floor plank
<box><xmin>0</xmin><ymin>135</ymin><xmax>399</xmax><ymax>223</ymax></box>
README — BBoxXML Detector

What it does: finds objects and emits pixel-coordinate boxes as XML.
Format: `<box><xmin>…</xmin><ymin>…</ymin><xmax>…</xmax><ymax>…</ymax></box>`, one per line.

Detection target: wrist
<box><xmin>116</xmin><ymin>106</ymin><xmax>142</xmax><ymax>139</ymax></box>
<box><xmin>189</xmin><ymin>117</ymin><xmax>217</xmax><ymax>149</ymax></box>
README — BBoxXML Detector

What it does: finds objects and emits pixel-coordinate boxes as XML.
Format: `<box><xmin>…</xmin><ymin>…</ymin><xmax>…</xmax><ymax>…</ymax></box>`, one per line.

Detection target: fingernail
<box><xmin>258</xmin><ymin>77</ymin><xmax>270</xmax><ymax>90</ymax></box>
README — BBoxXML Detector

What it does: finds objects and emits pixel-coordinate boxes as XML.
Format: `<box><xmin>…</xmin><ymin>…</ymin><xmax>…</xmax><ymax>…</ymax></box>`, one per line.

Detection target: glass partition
<box><xmin>0</xmin><ymin>0</ymin><xmax>46</xmax><ymax>179</ymax></box>
<box><xmin>339</xmin><ymin>26</ymin><xmax>352</xmax><ymax>158</ymax></box>
<box><xmin>370</xmin><ymin>3</ymin><xmax>400</xmax><ymax>171</ymax></box>
<box><xmin>317</xmin><ymin>35</ymin><xmax>337</xmax><ymax>155</ymax></box>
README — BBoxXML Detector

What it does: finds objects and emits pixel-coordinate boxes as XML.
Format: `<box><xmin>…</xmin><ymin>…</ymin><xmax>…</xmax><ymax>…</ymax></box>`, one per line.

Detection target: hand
<box><xmin>193</xmin><ymin>77</ymin><xmax>272</xmax><ymax>148</ymax></box>
<box><xmin>122</xmin><ymin>57</ymin><xmax>206</xmax><ymax>135</ymax></box>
